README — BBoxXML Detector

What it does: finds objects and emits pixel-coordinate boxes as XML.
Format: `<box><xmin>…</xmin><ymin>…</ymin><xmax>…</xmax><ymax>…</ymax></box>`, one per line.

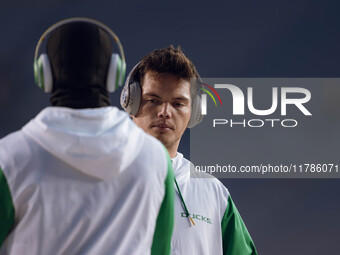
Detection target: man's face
<box><xmin>132</xmin><ymin>71</ymin><xmax>191</xmax><ymax>156</ymax></box>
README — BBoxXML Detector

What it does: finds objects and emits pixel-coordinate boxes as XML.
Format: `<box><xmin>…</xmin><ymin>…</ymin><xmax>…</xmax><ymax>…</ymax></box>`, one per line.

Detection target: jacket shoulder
<box><xmin>0</xmin><ymin>130</ymin><xmax>32</xmax><ymax>171</ymax></box>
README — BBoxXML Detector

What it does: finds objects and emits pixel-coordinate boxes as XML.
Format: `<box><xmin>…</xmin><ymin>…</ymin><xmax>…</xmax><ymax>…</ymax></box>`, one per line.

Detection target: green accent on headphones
<box><xmin>115</xmin><ymin>57</ymin><xmax>122</xmax><ymax>91</ymax></box>
<box><xmin>38</xmin><ymin>58</ymin><xmax>45</xmax><ymax>91</ymax></box>
<box><xmin>120</xmin><ymin>61</ymin><xmax>126</xmax><ymax>89</ymax></box>
<box><xmin>33</xmin><ymin>61</ymin><xmax>38</xmax><ymax>86</ymax></box>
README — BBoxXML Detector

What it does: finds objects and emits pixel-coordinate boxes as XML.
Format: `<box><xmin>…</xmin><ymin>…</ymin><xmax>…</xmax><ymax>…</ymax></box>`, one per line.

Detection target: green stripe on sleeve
<box><xmin>0</xmin><ymin>167</ymin><xmax>15</xmax><ymax>248</ymax></box>
<box><xmin>151</xmin><ymin>148</ymin><xmax>174</xmax><ymax>255</ymax></box>
<box><xmin>221</xmin><ymin>196</ymin><xmax>257</xmax><ymax>255</ymax></box>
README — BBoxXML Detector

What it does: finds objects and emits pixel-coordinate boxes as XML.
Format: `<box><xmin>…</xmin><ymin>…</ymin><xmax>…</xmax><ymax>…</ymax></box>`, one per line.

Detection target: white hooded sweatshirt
<box><xmin>0</xmin><ymin>106</ymin><xmax>174</xmax><ymax>255</ymax></box>
<box><xmin>171</xmin><ymin>152</ymin><xmax>257</xmax><ymax>255</ymax></box>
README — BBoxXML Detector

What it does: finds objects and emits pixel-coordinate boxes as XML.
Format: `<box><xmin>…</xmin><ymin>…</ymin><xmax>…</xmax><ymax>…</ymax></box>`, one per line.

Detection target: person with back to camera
<box><xmin>121</xmin><ymin>46</ymin><xmax>257</xmax><ymax>255</ymax></box>
<box><xmin>0</xmin><ymin>18</ymin><xmax>174</xmax><ymax>255</ymax></box>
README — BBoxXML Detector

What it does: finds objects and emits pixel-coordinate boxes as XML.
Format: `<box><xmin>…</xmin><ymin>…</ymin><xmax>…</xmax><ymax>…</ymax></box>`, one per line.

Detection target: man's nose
<box><xmin>157</xmin><ymin>103</ymin><xmax>172</xmax><ymax>119</ymax></box>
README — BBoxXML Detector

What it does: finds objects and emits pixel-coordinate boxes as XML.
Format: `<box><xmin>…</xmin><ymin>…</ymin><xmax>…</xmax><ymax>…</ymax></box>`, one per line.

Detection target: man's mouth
<box><xmin>151</xmin><ymin>123</ymin><xmax>174</xmax><ymax>131</ymax></box>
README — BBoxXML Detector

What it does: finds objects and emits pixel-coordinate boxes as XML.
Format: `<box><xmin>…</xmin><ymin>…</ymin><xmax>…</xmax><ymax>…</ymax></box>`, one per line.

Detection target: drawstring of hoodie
<box><xmin>174</xmin><ymin>177</ymin><xmax>195</xmax><ymax>226</ymax></box>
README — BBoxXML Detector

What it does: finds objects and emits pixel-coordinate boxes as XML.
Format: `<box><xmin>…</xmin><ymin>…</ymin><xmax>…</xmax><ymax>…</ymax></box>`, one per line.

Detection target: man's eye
<box><xmin>147</xmin><ymin>99</ymin><xmax>158</xmax><ymax>103</ymax></box>
<box><xmin>174</xmin><ymin>102</ymin><xmax>184</xmax><ymax>107</ymax></box>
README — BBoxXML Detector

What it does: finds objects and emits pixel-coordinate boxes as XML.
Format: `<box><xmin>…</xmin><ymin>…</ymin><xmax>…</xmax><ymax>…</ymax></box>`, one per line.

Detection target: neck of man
<box><xmin>168</xmin><ymin>148</ymin><xmax>177</xmax><ymax>159</ymax></box>
<box><xmin>167</xmin><ymin>140</ymin><xmax>181</xmax><ymax>159</ymax></box>
<box><xmin>50</xmin><ymin>85</ymin><xmax>111</xmax><ymax>109</ymax></box>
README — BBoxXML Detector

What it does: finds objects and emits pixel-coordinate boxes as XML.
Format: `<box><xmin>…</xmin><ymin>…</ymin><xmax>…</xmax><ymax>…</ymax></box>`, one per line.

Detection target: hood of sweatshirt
<box><xmin>22</xmin><ymin>106</ymin><xmax>143</xmax><ymax>180</ymax></box>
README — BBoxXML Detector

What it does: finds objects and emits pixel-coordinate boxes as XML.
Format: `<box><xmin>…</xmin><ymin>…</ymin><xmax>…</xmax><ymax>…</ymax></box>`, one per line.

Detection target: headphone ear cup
<box><xmin>120</xmin><ymin>81</ymin><xmax>141</xmax><ymax>115</ymax></box>
<box><xmin>119</xmin><ymin>59</ymin><xmax>126</xmax><ymax>88</ymax></box>
<box><xmin>120</xmin><ymin>81</ymin><xmax>130</xmax><ymax>111</ymax></box>
<box><xmin>34</xmin><ymin>59</ymin><xmax>39</xmax><ymax>87</ymax></box>
<box><xmin>107</xmin><ymin>53</ymin><xmax>126</xmax><ymax>92</ymax></box>
<box><xmin>188</xmin><ymin>83</ymin><xmax>203</xmax><ymax>128</ymax></box>
<box><xmin>35</xmin><ymin>54</ymin><xmax>53</xmax><ymax>93</ymax></box>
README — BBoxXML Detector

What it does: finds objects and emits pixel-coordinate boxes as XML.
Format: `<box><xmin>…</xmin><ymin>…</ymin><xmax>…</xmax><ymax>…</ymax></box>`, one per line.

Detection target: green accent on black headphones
<box><xmin>33</xmin><ymin>17</ymin><xmax>126</xmax><ymax>93</ymax></box>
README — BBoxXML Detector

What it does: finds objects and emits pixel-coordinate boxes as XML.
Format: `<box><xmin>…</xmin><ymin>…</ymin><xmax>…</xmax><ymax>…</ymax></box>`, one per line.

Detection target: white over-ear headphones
<box><xmin>33</xmin><ymin>17</ymin><xmax>126</xmax><ymax>93</ymax></box>
<box><xmin>120</xmin><ymin>63</ymin><xmax>203</xmax><ymax>128</ymax></box>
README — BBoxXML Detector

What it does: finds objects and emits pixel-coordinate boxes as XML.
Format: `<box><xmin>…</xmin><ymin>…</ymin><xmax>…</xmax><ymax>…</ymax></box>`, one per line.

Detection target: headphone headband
<box><xmin>34</xmin><ymin>17</ymin><xmax>126</xmax><ymax>93</ymax></box>
<box><xmin>34</xmin><ymin>17</ymin><xmax>125</xmax><ymax>68</ymax></box>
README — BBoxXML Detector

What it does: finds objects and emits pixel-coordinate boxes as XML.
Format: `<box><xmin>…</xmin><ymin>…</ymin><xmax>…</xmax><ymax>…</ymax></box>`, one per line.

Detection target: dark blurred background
<box><xmin>1</xmin><ymin>0</ymin><xmax>339</xmax><ymax>254</ymax></box>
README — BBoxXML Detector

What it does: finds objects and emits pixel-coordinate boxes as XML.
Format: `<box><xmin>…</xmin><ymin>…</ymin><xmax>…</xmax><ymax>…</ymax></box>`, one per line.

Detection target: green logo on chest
<box><xmin>181</xmin><ymin>212</ymin><xmax>212</xmax><ymax>224</ymax></box>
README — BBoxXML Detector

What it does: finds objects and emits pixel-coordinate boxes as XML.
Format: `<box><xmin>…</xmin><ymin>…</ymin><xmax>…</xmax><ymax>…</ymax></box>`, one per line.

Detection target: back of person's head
<box><xmin>48</xmin><ymin>21</ymin><xmax>112</xmax><ymax>108</ymax></box>
<box><xmin>34</xmin><ymin>18</ymin><xmax>126</xmax><ymax>109</ymax></box>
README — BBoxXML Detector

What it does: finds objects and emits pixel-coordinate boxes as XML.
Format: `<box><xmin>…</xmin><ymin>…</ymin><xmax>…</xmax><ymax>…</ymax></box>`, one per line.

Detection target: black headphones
<box><xmin>120</xmin><ymin>62</ymin><xmax>203</xmax><ymax>128</ymax></box>
<box><xmin>33</xmin><ymin>17</ymin><xmax>126</xmax><ymax>93</ymax></box>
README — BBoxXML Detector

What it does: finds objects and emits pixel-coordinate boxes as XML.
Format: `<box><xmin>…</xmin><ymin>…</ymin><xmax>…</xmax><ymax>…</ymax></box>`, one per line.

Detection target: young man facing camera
<box><xmin>0</xmin><ymin>18</ymin><xmax>174</xmax><ymax>255</ymax></box>
<box><xmin>121</xmin><ymin>46</ymin><xmax>257</xmax><ymax>255</ymax></box>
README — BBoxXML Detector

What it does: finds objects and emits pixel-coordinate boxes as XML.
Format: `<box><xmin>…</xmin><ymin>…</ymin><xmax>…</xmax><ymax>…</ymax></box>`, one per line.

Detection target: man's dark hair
<box><xmin>133</xmin><ymin>46</ymin><xmax>198</xmax><ymax>84</ymax></box>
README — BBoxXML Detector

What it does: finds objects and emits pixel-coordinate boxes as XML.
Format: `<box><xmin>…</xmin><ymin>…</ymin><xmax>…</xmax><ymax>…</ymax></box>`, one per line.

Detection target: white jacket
<box><xmin>171</xmin><ymin>152</ymin><xmax>257</xmax><ymax>255</ymax></box>
<box><xmin>0</xmin><ymin>106</ymin><xmax>174</xmax><ymax>255</ymax></box>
